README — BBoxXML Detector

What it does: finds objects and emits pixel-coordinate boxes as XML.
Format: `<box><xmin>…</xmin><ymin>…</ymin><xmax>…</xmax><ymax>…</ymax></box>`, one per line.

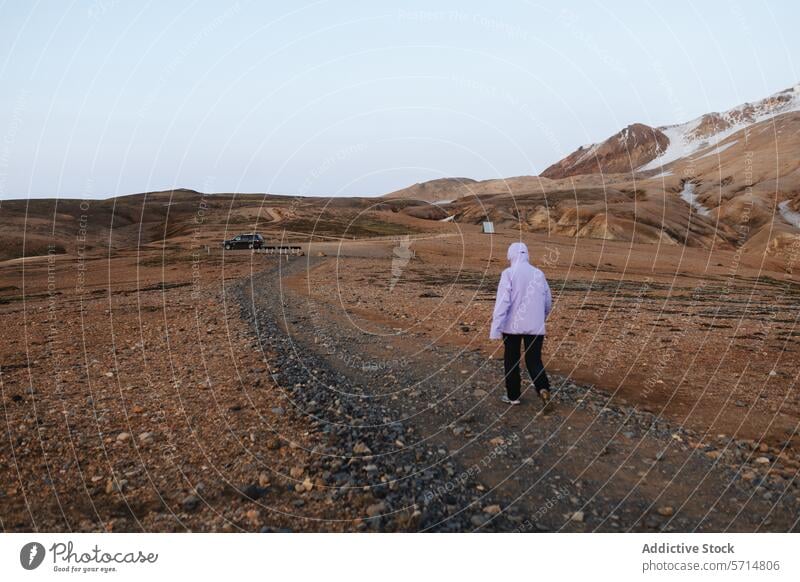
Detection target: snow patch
<box><xmin>696</xmin><ymin>140</ymin><xmax>738</xmax><ymax>160</ymax></box>
<box><xmin>639</xmin><ymin>85</ymin><xmax>800</xmax><ymax>172</ymax></box>
<box><xmin>680</xmin><ymin>182</ymin><xmax>711</xmax><ymax>217</ymax></box>
<box><xmin>574</xmin><ymin>143</ymin><xmax>600</xmax><ymax>165</ymax></box>
<box><xmin>778</xmin><ymin>200</ymin><xmax>800</xmax><ymax>229</ymax></box>
<box><xmin>650</xmin><ymin>170</ymin><xmax>674</xmax><ymax>179</ymax></box>
<box><xmin>638</xmin><ymin>119</ymin><xmax>703</xmax><ymax>171</ymax></box>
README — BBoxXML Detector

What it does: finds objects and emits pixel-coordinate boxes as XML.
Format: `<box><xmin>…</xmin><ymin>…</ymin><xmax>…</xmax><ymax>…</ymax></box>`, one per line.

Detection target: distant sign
<box><xmin>482</xmin><ymin>221</ymin><xmax>495</xmax><ymax>234</ymax></box>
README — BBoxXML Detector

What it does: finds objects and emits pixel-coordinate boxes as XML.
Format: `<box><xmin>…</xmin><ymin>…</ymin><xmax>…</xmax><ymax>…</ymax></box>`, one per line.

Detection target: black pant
<box><xmin>503</xmin><ymin>334</ymin><xmax>550</xmax><ymax>400</ymax></box>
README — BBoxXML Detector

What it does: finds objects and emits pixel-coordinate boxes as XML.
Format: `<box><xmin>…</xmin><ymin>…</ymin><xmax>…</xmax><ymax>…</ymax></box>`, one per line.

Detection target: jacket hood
<box><xmin>507</xmin><ymin>242</ymin><xmax>530</xmax><ymax>265</ymax></box>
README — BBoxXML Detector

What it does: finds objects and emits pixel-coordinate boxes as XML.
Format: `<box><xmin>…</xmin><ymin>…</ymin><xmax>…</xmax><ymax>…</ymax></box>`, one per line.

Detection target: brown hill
<box><xmin>541</xmin><ymin>123</ymin><xmax>668</xmax><ymax>179</ymax></box>
<box><xmin>382</xmin><ymin>177</ymin><xmax>477</xmax><ymax>202</ymax></box>
<box><xmin>0</xmin><ymin>189</ymin><xmax>424</xmax><ymax>262</ymax></box>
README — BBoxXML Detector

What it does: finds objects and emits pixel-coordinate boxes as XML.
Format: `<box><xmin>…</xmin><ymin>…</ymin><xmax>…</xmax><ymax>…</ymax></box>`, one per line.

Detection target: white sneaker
<box><xmin>501</xmin><ymin>395</ymin><xmax>521</xmax><ymax>406</ymax></box>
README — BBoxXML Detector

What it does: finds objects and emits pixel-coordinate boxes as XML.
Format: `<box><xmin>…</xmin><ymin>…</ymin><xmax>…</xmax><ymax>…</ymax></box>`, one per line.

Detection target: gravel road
<box><xmin>235</xmin><ymin>257</ymin><xmax>800</xmax><ymax>532</ymax></box>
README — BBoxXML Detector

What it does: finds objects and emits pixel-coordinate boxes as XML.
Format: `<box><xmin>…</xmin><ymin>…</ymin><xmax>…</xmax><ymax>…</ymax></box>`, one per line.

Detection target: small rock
<box><xmin>106</xmin><ymin>479</ymin><xmax>128</xmax><ymax>494</ymax></box>
<box><xmin>366</xmin><ymin>502</ymin><xmax>386</xmax><ymax>518</ymax></box>
<box><xmin>242</xmin><ymin>484</ymin><xmax>267</xmax><ymax>500</ymax></box>
<box><xmin>644</xmin><ymin>515</ymin><xmax>662</xmax><ymax>529</ymax></box>
<box><xmin>755</xmin><ymin>456</ymin><xmax>771</xmax><ymax>465</ymax></box>
<box><xmin>483</xmin><ymin>504</ymin><xmax>502</xmax><ymax>515</ymax></box>
<box><xmin>570</xmin><ymin>511</ymin><xmax>584</xmax><ymax>522</ymax></box>
<box><xmin>353</xmin><ymin>442</ymin><xmax>372</xmax><ymax>455</ymax></box>
<box><xmin>656</xmin><ymin>506</ymin><xmax>674</xmax><ymax>517</ymax></box>
<box><xmin>290</xmin><ymin>467</ymin><xmax>305</xmax><ymax>479</ymax></box>
<box><xmin>741</xmin><ymin>470</ymin><xmax>758</xmax><ymax>481</ymax></box>
<box><xmin>470</xmin><ymin>514</ymin><xmax>489</xmax><ymax>527</ymax></box>
<box><xmin>116</xmin><ymin>432</ymin><xmax>131</xmax><ymax>443</ymax></box>
<box><xmin>182</xmin><ymin>494</ymin><xmax>200</xmax><ymax>512</ymax></box>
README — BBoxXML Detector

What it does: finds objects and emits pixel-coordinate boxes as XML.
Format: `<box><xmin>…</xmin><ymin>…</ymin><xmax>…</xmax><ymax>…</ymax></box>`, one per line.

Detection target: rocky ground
<box><xmin>237</xmin><ymin>256</ymin><xmax>800</xmax><ymax>532</ymax></box>
<box><xmin>2</xmin><ymin>230</ymin><xmax>799</xmax><ymax>532</ymax></box>
<box><xmin>0</xmin><ymin>250</ymin><xmax>399</xmax><ymax>532</ymax></box>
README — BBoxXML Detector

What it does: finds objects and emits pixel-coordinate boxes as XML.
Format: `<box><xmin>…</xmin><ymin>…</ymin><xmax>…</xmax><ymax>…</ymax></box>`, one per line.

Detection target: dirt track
<box><xmin>237</xmin><ymin>256</ymin><xmax>800</xmax><ymax>532</ymax></box>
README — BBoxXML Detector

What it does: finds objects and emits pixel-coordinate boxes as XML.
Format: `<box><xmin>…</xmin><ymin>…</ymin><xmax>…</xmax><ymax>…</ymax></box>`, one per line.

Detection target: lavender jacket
<box><xmin>489</xmin><ymin>242</ymin><xmax>552</xmax><ymax>339</ymax></box>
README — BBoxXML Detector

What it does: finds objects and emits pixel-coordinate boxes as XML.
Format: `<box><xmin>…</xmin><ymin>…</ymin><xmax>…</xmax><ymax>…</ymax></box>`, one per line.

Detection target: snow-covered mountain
<box><xmin>640</xmin><ymin>84</ymin><xmax>800</xmax><ymax>171</ymax></box>
<box><xmin>542</xmin><ymin>84</ymin><xmax>800</xmax><ymax>178</ymax></box>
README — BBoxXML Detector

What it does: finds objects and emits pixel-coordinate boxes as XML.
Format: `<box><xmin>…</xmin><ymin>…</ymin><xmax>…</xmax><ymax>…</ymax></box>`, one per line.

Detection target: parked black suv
<box><xmin>222</xmin><ymin>233</ymin><xmax>264</xmax><ymax>250</ymax></box>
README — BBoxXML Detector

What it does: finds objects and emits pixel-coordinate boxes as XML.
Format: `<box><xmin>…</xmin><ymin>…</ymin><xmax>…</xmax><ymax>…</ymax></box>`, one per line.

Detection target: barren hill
<box><xmin>541</xmin><ymin>123</ymin><xmax>669</xmax><ymax>179</ymax></box>
<box><xmin>0</xmin><ymin>189</ymin><xmax>423</xmax><ymax>262</ymax></box>
<box><xmin>381</xmin><ymin>84</ymin><xmax>800</xmax><ymax>271</ymax></box>
<box><xmin>382</xmin><ymin>177</ymin><xmax>478</xmax><ymax>202</ymax></box>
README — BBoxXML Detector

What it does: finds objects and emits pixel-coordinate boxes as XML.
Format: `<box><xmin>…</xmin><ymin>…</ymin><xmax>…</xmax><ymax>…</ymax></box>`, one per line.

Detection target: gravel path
<box><xmin>235</xmin><ymin>257</ymin><xmax>800</xmax><ymax>532</ymax></box>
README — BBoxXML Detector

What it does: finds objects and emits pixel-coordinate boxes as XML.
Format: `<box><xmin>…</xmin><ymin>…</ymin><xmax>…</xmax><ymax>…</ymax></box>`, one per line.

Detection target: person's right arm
<box><xmin>490</xmin><ymin>270</ymin><xmax>512</xmax><ymax>340</ymax></box>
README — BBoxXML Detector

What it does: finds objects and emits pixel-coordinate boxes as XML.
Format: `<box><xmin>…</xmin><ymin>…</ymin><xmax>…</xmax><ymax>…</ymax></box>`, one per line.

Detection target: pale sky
<box><xmin>0</xmin><ymin>0</ymin><xmax>798</xmax><ymax>199</ymax></box>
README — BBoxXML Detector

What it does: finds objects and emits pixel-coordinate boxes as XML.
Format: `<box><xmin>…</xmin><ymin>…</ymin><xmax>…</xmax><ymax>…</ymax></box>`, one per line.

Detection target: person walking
<box><xmin>489</xmin><ymin>242</ymin><xmax>553</xmax><ymax>406</ymax></box>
